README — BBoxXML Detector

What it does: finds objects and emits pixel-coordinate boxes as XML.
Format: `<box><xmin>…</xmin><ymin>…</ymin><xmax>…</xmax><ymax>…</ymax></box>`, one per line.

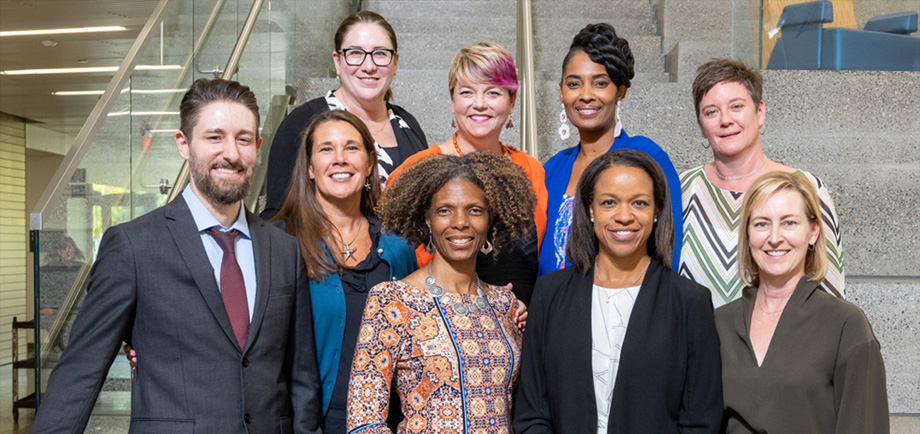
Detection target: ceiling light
<box><xmin>52</xmin><ymin>90</ymin><xmax>105</xmax><ymax>96</ymax></box>
<box><xmin>0</xmin><ymin>26</ymin><xmax>128</xmax><ymax>37</ymax></box>
<box><xmin>107</xmin><ymin>111</ymin><xmax>180</xmax><ymax>117</ymax></box>
<box><xmin>1</xmin><ymin>65</ymin><xmax>181</xmax><ymax>75</ymax></box>
<box><xmin>53</xmin><ymin>88</ymin><xmax>187</xmax><ymax>96</ymax></box>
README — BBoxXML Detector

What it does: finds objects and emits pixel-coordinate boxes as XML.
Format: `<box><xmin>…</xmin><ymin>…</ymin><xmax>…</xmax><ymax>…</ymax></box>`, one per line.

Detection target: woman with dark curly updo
<box><xmin>346</xmin><ymin>152</ymin><xmax>534</xmax><ymax>434</ymax></box>
<box><xmin>541</xmin><ymin>23</ymin><xmax>683</xmax><ymax>276</ymax></box>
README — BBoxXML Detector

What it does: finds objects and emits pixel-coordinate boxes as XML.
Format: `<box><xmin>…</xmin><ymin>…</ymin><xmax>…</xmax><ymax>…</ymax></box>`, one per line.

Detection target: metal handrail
<box><xmin>516</xmin><ymin>0</ymin><xmax>539</xmax><ymax>159</ymax></box>
<box><xmin>168</xmin><ymin>0</ymin><xmax>266</xmax><ymax>203</ymax></box>
<box><xmin>29</xmin><ymin>0</ymin><xmax>173</xmax><ymax>230</ymax></box>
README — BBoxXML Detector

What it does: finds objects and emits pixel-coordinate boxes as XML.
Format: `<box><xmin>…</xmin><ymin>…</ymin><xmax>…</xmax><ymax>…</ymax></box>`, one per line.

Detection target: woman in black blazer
<box><xmin>514</xmin><ymin>149</ymin><xmax>722</xmax><ymax>434</ymax></box>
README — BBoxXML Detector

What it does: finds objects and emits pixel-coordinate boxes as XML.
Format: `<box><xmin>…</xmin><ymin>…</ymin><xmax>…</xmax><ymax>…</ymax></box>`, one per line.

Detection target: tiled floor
<box><xmin>0</xmin><ymin>362</ymin><xmax>131</xmax><ymax>434</ymax></box>
<box><xmin>3</xmin><ymin>363</ymin><xmax>919</xmax><ymax>433</ymax></box>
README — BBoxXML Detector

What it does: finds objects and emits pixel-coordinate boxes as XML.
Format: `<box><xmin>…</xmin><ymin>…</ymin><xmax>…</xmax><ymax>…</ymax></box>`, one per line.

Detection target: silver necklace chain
<box><xmin>715</xmin><ymin>153</ymin><xmax>767</xmax><ymax>181</ymax></box>
<box><xmin>425</xmin><ymin>263</ymin><xmax>489</xmax><ymax>315</ymax></box>
<box><xmin>339</xmin><ymin>218</ymin><xmax>363</xmax><ymax>261</ymax></box>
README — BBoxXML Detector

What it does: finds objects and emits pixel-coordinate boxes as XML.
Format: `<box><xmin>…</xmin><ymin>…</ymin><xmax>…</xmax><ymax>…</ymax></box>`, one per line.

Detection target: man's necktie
<box><xmin>205</xmin><ymin>227</ymin><xmax>250</xmax><ymax>350</ymax></box>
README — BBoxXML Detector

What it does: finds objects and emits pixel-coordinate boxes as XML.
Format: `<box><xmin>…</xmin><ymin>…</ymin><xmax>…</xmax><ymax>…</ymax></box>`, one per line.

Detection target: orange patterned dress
<box><xmin>346</xmin><ymin>280</ymin><xmax>522</xmax><ymax>434</ymax></box>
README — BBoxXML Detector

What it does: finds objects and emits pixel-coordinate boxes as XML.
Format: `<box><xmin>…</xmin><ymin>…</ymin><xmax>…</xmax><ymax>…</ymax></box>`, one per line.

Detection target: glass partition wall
<box><xmin>30</xmin><ymin>0</ymin><xmax>297</xmax><ymax>413</ymax></box>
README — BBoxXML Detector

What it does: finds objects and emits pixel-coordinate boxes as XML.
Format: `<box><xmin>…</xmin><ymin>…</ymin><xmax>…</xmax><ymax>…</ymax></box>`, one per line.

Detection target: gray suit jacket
<box><xmin>32</xmin><ymin>196</ymin><xmax>322</xmax><ymax>434</ymax></box>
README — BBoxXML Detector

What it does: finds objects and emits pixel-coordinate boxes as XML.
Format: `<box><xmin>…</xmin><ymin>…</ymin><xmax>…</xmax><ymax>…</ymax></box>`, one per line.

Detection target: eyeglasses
<box><xmin>338</xmin><ymin>48</ymin><xmax>396</xmax><ymax>67</ymax></box>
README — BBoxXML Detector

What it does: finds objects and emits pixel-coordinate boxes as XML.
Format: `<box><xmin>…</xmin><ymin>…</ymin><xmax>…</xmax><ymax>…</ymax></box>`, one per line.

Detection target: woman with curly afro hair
<box><xmin>346</xmin><ymin>152</ymin><xmax>535</xmax><ymax>434</ymax></box>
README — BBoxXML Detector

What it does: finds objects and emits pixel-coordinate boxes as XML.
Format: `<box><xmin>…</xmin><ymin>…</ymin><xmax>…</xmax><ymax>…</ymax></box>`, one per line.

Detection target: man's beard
<box><xmin>189</xmin><ymin>154</ymin><xmax>253</xmax><ymax>206</ymax></box>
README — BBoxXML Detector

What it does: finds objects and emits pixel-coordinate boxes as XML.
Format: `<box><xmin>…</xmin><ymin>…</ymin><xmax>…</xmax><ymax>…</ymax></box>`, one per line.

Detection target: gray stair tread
<box><xmin>534</xmin><ymin>17</ymin><xmax>658</xmax><ymax>38</ymax></box>
<box><xmin>365</xmin><ymin>1</ymin><xmax>516</xmax><ymax>18</ymax></box>
<box><xmin>535</xmin><ymin>34</ymin><xmax>662</xmax><ymax>55</ymax></box>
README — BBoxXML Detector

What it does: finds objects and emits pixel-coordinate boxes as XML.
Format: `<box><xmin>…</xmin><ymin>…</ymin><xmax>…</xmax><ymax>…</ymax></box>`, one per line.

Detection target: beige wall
<box><xmin>0</xmin><ymin>112</ymin><xmax>28</xmax><ymax>365</ymax></box>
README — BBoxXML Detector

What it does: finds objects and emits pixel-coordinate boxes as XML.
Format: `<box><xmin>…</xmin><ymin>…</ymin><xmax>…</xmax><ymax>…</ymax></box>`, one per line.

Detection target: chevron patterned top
<box><xmin>678</xmin><ymin>166</ymin><xmax>845</xmax><ymax>307</ymax></box>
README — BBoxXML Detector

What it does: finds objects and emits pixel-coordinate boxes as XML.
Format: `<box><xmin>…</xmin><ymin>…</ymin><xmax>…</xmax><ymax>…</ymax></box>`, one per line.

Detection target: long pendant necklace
<box><xmin>425</xmin><ymin>263</ymin><xmax>489</xmax><ymax>315</ymax></box>
<box><xmin>339</xmin><ymin>218</ymin><xmax>363</xmax><ymax>261</ymax></box>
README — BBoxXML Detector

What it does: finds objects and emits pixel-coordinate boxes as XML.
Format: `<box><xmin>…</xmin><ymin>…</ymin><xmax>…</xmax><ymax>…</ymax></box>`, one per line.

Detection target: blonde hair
<box><xmin>448</xmin><ymin>41</ymin><xmax>519</xmax><ymax>97</ymax></box>
<box><xmin>738</xmin><ymin>171</ymin><xmax>826</xmax><ymax>286</ymax></box>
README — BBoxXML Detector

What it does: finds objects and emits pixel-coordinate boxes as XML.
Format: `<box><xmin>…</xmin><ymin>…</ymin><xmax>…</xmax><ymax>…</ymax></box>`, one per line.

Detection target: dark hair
<box><xmin>566</xmin><ymin>149</ymin><xmax>673</xmax><ymax>273</ymax></box>
<box><xmin>179</xmin><ymin>78</ymin><xmax>260</xmax><ymax>138</ymax></box>
<box><xmin>379</xmin><ymin>153</ymin><xmax>534</xmax><ymax>256</ymax></box>
<box><xmin>275</xmin><ymin>110</ymin><xmax>380</xmax><ymax>280</ymax></box>
<box><xmin>334</xmin><ymin>11</ymin><xmax>398</xmax><ymax>102</ymax></box>
<box><xmin>692</xmin><ymin>58</ymin><xmax>763</xmax><ymax>119</ymax></box>
<box><xmin>562</xmin><ymin>23</ymin><xmax>635</xmax><ymax>89</ymax></box>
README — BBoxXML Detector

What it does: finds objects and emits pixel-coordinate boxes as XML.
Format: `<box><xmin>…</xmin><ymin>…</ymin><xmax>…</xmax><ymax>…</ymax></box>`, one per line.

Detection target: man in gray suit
<box><xmin>32</xmin><ymin>78</ymin><xmax>321</xmax><ymax>434</ymax></box>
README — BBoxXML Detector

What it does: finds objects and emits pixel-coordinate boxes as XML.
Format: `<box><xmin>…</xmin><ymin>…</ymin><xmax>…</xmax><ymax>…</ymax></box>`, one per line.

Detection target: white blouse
<box><xmin>591</xmin><ymin>283</ymin><xmax>641</xmax><ymax>434</ymax></box>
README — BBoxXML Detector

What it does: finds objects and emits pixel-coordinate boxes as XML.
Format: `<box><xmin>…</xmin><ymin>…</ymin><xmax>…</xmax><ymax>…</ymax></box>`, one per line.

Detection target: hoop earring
<box><xmin>480</xmin><ymin>239</ymin><xmax>493</xmax><ymax>254</ymax></box>
<box><xmin>613</xmin><ymin>100</ymin><xmax>623</xmax><ymax>138</ymax></box>
<box><xmin>558</xmin><ymin>103</ymin><xmax>570</xmax><ymax>140</ymax></box>
<box><xmin>426</xmin><ymin>233</ymin><xmax>435</xmax><ymax>254</ymax></box>
<box><xmin>702</xmin><ymin>138</ymin><xmax>711</xmax><ymax>149</ymax></box>
<box><xmin>808</xmin><ymin>243</ymin><xmax>815</xmax><ymax>251</ymax></box>
<box><xmin>759</xmin><ymin>125</ymin><xmax>766</xmax><ymax>135</ymax></box>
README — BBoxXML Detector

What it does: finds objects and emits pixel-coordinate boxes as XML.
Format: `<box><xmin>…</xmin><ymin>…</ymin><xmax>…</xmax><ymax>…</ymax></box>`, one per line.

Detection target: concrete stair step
<box><xmin>534</xmin><ymin>34</ymin><xmax>663</xmax><ymax>56</ymax></box>
<box><xmin>396</xmin><ymin>32</ymin><xmax>515</xmax><ymax>52</ymax></box>
<box><xmin>385</xmin><ymin>17</ymin><xmax>516</xmax><ymax>35</ymax></box>
<box><xmin>534</xmin><ymin>17</ymin><xmax>658</xmax><ymax>39</ymax></box>
<box><xmin>531</xmin><ymin>1</ymin><xmax>656</xmax><ymax>20</ymax></box>
<box><xmin>364</xmin><ymin>0</ymin><xmax>516</xmax><ymax>18</ymax></box>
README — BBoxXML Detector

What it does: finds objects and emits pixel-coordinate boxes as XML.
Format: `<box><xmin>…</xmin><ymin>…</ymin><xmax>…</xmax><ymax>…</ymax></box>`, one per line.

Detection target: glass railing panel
<box><xmin>32</xmin><ymin>0</ymin><xmax>266</xmax><ymax>412</ymax></box>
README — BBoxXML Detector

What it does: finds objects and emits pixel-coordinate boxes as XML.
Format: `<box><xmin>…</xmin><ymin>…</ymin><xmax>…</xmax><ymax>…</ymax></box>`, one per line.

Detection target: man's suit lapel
<box><xmin>244</xmin><ymin>212</ymin><xmax>272</xmax><ymax>354</ymax></box>
<box><xmin>165</xmin><ymin>196</ymin><xmax>241</xmax><ymax>351</ymax></box>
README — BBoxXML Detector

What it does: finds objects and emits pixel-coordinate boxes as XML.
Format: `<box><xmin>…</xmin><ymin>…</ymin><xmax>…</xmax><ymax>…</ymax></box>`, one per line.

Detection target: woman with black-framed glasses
<box><xmin>261</xmin><ymin>11</ymin><xmax>428</xmax><ymax>220</ymax></box>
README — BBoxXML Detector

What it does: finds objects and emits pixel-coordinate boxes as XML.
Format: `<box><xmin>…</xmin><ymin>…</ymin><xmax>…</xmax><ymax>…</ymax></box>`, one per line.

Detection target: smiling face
<box><xmin>308</xmin><ymin>120</ymin><xmax>373</xmax><ymax>206</ymax></box>
<box><xmin>560</xmin><ymin>50</ymin><xmax>626</xmax><ymax>138</ymax></box>
<box><xmin>451</xmin><ymin>80</ymin><xmax>515</xmax><ymax>147</ymax></box>
<box><xmin>333</xmin><ymin>22</ymin><xmax>398</xmax><ymax>104</ymax></box>
<box><xmin>590</xmin><ymin>165</ymin><xmax>656</xmax><ymax>263</ymax></box>
<box><xmin>697</xmin><ymin>81</ymin><xmax>765</xmax><ymax>159</ymax></box>
<box><xmin>747</xmin><ymin>188</ymin><xmax>821</xmax><ymax>284</ymax></box>
<box><xmin>177</xmin><ymin>101</ymin><xmax>261</xmax><ymax>208</ymax></box>
<box><xmin>426</xmin><ymin>178</ymin><xmax>491</xmax><ymax>265</ymax></box>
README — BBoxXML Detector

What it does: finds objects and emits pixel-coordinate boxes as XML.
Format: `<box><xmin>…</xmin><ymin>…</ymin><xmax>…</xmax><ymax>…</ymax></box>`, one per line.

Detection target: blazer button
<box><xmin>242</xmin><ymin>357</ymin><xmax>249</xmax><ymax>367</ymax></box>
<box><xmin>244</xmin><ymin>413</ymin><xmax>252</xmax><ymax>424</ymax></box>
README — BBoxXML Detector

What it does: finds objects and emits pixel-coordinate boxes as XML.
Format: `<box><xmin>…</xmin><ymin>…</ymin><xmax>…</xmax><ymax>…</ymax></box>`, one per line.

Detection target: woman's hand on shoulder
<box><xmin>123</xmin><ymin>344</ymin><xmax>136</xmax><ymax>372</ymax></box>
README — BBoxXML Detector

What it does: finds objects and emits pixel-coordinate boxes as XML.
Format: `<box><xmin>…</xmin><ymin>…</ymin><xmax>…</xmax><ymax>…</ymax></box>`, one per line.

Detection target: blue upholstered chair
<box><xmin>767</xmin><ymin>1</ymin><xmax>920</xmax><ymax>71</ymax></box>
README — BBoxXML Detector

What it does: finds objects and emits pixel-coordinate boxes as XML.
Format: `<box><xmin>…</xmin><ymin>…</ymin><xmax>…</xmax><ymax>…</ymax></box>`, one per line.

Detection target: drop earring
<box><xmin>506</xmin><ymin>118</ymin><xmax>513</xmax><ymax>129</ymax></box>
<box><xmin>613</xmin><ymin>100</ymin><xmax>623</xmax><ymax>138</ymax></box>
<box><xmin>426</xmin><ymin>233</ymin><xmax>435</xmax><ymax>254</ymax></box>
<box><xmin>480</xmin><ymin>239</ymin><xmax>493</xmax><ymax>254</ymax></box>
<box><xmin>558</xmin><ymin>103</ymin><xmax>570</xmax><ymax>140</ymax></box>
<box><xmin>451</xmin><ymin>119</ymin><xmax>456</xmax><ymax>129</ymax></box>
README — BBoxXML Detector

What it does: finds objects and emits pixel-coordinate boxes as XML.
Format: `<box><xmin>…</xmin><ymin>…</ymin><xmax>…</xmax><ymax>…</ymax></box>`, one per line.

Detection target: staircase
<box><xmin>293</xmin><ymin>0</ymin><xmax>920</xmax><ymax>427</ymax></box>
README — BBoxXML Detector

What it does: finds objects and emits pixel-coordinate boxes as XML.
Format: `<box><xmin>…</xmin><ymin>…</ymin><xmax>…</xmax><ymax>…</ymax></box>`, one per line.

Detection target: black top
<box><xmin>514</xmin><ymin>259</ymin><xmax>723</xmax><ymax>434</ymax></box>
<box><xmin>260</xmin><ymin>93</ymin><xmax>428</xmax><ymax>220</ymax></box>
<box><xmin>476</xmin><ymin>223</ymin><xmax>538</xmax><ymax>306</ymax></box>
<box><xmin>322</xmin><ymin>218</ymin><xmax>393</xmax><ymax>434</ymax></box>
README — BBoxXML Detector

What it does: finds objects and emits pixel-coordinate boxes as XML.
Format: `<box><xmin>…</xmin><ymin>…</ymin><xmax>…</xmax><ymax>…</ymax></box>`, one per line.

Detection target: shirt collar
<box><xmin>182</xmin><ymin>187</ymin><xmax>250</xmax><ymax>239</ymax></box>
